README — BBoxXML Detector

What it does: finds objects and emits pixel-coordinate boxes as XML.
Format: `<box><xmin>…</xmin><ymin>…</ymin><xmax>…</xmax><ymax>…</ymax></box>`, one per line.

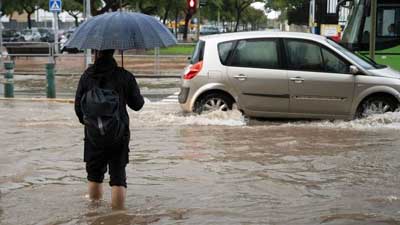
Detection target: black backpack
<box><xmin>81</xmin><ymin>77</ymin><xmax>126</xmax><ymax>147</ymax></box>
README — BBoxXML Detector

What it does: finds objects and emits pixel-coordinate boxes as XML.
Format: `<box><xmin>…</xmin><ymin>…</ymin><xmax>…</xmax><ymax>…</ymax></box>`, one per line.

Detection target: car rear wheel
<box><xmin>356</xmin><ymin>96</ymin><xmax>398</xmax><ymax>118</ymax></box>
<box><xmin>195</xmin><ymin>93</ymin><xmax>234</xmax><ymax>114</ymax></box>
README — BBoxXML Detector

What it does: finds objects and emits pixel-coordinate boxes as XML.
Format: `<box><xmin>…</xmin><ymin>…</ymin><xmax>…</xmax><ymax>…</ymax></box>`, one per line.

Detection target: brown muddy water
<box><xmin>0</xmin><ymin>100</ymin><xmax>400</xmax><ymax>225</ymax></box>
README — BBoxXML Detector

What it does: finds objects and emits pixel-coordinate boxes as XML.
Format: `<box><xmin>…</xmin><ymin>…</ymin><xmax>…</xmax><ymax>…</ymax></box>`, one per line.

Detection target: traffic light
<box><xmin>187</xmin><ymin>0</ymin><xmax>197</xmax><ymax>14</ymax></box>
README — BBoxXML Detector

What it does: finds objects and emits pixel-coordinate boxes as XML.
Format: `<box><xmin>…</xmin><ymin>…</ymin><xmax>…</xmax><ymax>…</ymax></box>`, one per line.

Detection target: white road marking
<box><xmin>160</xmin><ymin>92</ymin><xmax>179</xmax><ymax>103</ymax></box>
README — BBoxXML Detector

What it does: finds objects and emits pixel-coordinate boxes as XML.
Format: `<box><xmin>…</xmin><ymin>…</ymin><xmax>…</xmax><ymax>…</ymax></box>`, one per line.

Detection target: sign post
<box><xmin>84</xmin><ymin>0</ymin><xmax>92</xmax><ymax>68</ymax></box>
<box><xmin>49</xmin><ymin>0</ymin><xmax>62</xmax><ymax>55</ymax></box>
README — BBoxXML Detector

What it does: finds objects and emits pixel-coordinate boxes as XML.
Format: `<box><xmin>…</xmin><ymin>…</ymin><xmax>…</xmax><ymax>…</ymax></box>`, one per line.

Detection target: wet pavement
<box><xmin>1</xmin><ymin>76</ymin><xmax>400</xmax><ymax>225</ymax></box>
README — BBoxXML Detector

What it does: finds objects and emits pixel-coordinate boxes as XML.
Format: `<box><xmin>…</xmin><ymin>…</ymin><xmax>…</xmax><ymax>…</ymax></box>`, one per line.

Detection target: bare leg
<box><xmin>88</xmin><ymin>181</ymin><xmax>103</xmax><ymax>200</ymax></box>
<box><xmin>111</xmin><ymin>186</ymin><xmax>126</xmax><ymax>210</ymax></box>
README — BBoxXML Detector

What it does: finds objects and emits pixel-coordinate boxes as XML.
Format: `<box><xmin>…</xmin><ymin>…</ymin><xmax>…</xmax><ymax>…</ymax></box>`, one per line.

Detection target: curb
<box><xmin>0</xmin><ymin>97</ymin><xmax>74</xmax><ymax>104</ymax></box>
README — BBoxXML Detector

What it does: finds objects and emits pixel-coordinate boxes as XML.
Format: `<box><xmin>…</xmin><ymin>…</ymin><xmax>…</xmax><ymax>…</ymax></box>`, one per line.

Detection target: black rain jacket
<box><xmin>74</xmin><ymin>56</ymin><xmax>144</xmax><ymax>142</ymax></box>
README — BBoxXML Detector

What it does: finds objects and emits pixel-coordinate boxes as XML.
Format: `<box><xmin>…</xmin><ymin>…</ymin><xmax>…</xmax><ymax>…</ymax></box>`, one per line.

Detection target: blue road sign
<box><xmin>49</xmin><ymin>0</ymin><xmax>62</xmax><ymax>13</ymax></box>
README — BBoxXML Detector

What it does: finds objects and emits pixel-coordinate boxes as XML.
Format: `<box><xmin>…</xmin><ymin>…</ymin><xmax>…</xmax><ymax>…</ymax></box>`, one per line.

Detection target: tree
<box><xmin>91</xmin><ymin>0</ymin><xmax>124</xmax><ymax>15</ymax></box>
<box><xmin>168</xmin><ymin>0</ymin><xmax>185</xmax><ymax>38</ymax></box>
<box><xmin>1</xmin><ymin>1</ymin><xmax>19</xmax><ymax>18</ymax></box>
<box><xmin>264</xmin><ymin>0</ymin><xmax>308</xmax><ymax>25</ymax></box>
<box><xmin>264</xmin><ymin>0</ymin><xmax>304</xmax><ymax>11</ymax></box>
<box><xmin>201</xmin><ymin>0</ymin><xmax>224</xmax><ymax>22</ymax></box>
<box><xmin>231</xmin><ymin>0</ymin><xmax>263</xmax><ymax>32</ymax></box>
<box><xmin>241</xmin><ymin>7</ymin><xmax>268</xmax><ymax>31</ymax></box>
<box><xmin>15</xmin><ymin>0</ymin><xmax>47</xmax><ymax>29</ymax></box>
<box><xmin>126</xmin><ymin>0</ymin><xmax>160</xmax><ymax>15</ymax></box>
<box><xmin>63</xmin><ymin>0</ymin><xmax>83</xmax><ymax>27</ymax></box>
<box><xmin>160</xmin><ymin>0</ymin><xmax>173</xmax><ymax>24</ymax></box>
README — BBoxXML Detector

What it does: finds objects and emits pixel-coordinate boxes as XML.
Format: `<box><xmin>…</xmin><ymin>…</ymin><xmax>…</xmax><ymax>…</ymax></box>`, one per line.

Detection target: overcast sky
<box><xmin>251</xmin><ymin>2</ymin><xmax>280</xmax><ymax>19</ymax></box>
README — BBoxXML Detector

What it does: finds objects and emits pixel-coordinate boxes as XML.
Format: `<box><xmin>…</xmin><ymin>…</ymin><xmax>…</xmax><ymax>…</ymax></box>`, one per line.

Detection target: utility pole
<box><xmin>369</xmin><ymin>0</ymin><xmax>377</xmax><ymax>60</ymax></box>
<box><xmin>84</xmin><ymin>0</ymin><xmax>92</xmax><ymax>67</ymax></box>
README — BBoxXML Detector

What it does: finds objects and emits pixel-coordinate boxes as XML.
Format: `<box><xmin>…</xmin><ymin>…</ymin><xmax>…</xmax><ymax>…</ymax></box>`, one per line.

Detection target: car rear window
<box><xmin>190</xmin><ymin>40</ymin><xmax>205</xmax><ymax>64</ymax></box>
<box><xmin>218</xmin><ymin>41</ymin><xmax>235</xmax><ymax>65</ymax></box>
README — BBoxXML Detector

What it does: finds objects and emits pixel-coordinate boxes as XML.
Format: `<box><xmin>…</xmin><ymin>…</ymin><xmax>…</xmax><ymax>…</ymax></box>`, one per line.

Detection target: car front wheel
<box><xmin>356</xmin><ymin>96</ymin><xmax>398</xmax><ymax>118</ymax></box>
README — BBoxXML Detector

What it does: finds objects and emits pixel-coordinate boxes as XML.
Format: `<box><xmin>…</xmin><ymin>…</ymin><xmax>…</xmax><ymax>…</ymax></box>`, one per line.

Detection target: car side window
<box><xmin>321</xmin><ymin>48</ymin><xmax>350</xmax><ymax>74</ymax></box>
<box><xmin>285</xmin><ymin>40</ymin><xmax>324</xmax><ymax>72</ymax></box>
<box><xmin>218</xmin><ymin>41</ymin><xmax>235</xmax><ymax>65</ymax></box>
<box><xmin>230</xmin><ymin>39</ymin><xmax>279</xmax><ymax>69</ymax></box>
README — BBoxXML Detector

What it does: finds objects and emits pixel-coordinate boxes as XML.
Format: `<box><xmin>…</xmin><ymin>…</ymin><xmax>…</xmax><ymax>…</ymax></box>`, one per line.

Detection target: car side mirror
<box><xmin>350</xmin><ymin>65</ymin><xmax>360</xmax><ymax>75</ymax></box>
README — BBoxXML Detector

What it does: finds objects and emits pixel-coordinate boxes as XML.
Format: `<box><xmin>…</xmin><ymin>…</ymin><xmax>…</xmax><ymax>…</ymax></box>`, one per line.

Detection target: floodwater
<box><xmin>1</xmin><ymin>97</ymin><xmax>400</xmax><ymax>225</ymax></box>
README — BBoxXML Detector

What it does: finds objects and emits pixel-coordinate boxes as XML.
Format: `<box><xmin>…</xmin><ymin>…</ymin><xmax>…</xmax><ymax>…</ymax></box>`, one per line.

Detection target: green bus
<box><xmin>339</xmin><ymin>0</ymin><xmax>400</xmax><ymax>70</ymax></box>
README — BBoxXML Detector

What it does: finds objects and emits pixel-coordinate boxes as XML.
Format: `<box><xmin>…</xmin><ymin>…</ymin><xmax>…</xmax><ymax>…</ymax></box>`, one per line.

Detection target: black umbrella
<box><xmin>65</xmin><ymin>11</ymin><xmax>177</xmax><ymax>66</ymax></box>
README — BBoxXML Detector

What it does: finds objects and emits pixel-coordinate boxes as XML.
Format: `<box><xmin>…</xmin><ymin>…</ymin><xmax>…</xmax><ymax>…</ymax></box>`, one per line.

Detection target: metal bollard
<box><xmin>4</xmin><ymin>61</ymin><xmax>14</xmax><ymax>98</ymax></box>
<box><xmin>46</xmin><ymin>63</ymin><xmax>56</xmax><ymax>98</ymax></box>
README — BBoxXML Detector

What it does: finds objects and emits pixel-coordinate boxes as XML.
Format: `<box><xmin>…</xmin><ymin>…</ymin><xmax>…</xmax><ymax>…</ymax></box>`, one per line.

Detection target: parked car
<box><xmin>37</xmin><ymin>28</ymin><xmax>55</xmax><ymax>42</ymax></box>
<box><xmin>20</xmin><ymin>28</ymin><xmax>42</xmax><ymax>42</ymax></box>
<box><xmin>20</xmin><ymin>28</ymin><xmax>55</xmax><ymax>42</ymax></box>
<box><xmin>200</xmin><ymin>25</ymin><xmax>220</xmax><ymax>36</ymax></box>
<box><xmin>179</xmin><ymin>31</ymin><xmax>400</xmax><ymax>120</ymax></box>
<box><xmin>2</xmin><ymin>29</ymin><xmax>24</xmax><ymax>42</ymax></box>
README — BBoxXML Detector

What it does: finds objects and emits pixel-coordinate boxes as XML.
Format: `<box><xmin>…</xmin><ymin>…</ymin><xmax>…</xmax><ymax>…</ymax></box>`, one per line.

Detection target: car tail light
<box><xmin>183</xmin><ymin>61</ymin><xmax>203</xmax><ymax>80</ymax></box>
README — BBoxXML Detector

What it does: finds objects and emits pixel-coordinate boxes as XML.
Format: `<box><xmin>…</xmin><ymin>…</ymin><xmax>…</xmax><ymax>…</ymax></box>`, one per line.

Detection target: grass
<box><xmin>375</xmin><ymin>55</ymin><xmax>400</xmax><ymax>71</ymax></box>
<box><xmin>360</xmin><ymin>45</ymin><xmax>400</xmax><ymax>71</ymax></box>
<box><xmin>147</xmin><ymin>44</ymin><xmax>195</xmax><ymax>55</ymax></box>
<box><xmin>374</xmin><ymin>45</ymin><xmax>400</xmax><ymax>71</ymax></box>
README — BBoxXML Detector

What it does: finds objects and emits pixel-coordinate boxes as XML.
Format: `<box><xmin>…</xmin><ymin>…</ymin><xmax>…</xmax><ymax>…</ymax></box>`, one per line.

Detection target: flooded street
<box><xmin>0</xmin><ymin>98</ymin><xmax>400</xmax><ymax>225</ymax></box>
<box><xmin>1</xmin><ymin>75</ymin><xmax>400</xmax><ymax>225</ymax></box>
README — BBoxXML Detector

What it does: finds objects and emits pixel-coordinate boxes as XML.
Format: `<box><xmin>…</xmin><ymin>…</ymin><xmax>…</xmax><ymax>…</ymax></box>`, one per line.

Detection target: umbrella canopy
<box><xmin>65</xmin><ymin>11</ymin><xmax>177</xmax><ymax>50</ymax></box>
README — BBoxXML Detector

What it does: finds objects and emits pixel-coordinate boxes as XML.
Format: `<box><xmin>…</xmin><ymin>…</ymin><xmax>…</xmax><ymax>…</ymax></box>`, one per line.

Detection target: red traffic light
<box><xmin>188</xmin><ymin>0</ymin><xmax>196</xmax><ymax>9</ymax></box>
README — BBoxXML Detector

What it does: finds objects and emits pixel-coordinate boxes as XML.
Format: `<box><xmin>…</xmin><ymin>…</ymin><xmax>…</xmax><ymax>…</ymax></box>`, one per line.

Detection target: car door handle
<box><xmin>290</xmin><ymin>77</ymin><xmax>304</xmax><ymax>83</ymax></box>
<box><xmin>234</xmin><ymin>74</ymin><xmax>247</xmax><ymax>81</ymax></box>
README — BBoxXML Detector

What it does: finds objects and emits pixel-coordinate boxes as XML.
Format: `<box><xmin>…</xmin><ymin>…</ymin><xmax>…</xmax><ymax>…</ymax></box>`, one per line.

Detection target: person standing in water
<box><xmin>75</xmin><ymin>49</ymin><xmax>144</xmax><ymax>209</ymax></box>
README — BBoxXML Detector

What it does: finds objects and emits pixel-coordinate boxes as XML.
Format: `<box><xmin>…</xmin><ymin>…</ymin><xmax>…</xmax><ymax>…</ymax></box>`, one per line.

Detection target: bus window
<box><xmin>377</xmin><ymin>7</ymin><xmax>400</xmax><ymax>37</ymax></box>
<box><xmin>362</xmin><ymin>16</ymin><xmax>371</xmax><ymax>43</ymax></box>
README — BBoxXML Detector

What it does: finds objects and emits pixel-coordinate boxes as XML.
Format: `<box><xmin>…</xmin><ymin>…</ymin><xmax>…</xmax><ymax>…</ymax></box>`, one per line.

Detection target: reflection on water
<box><xmin>0</xmin><ymin>101</ymin><xmax>400</xmax><ymax>225</ymax></box>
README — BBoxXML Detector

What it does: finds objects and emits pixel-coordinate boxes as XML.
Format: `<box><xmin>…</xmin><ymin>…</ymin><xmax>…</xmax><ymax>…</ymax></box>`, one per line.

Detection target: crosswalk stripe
<box><xmin>160</xmin><ymin>92</ymin><xmax>179</xmax><ymax>103</ymax></box>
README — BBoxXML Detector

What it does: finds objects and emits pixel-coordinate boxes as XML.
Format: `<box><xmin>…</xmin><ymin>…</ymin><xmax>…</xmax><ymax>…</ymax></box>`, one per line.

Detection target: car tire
<box><xmin>194</xmin><ymin>93</ymin><xmax>234</xmax><ymax>114</ymax></box>
<box><xmin>356</xmin><ymin>96</ymin><xmax>398</xmax><ymax>118</ymax></box>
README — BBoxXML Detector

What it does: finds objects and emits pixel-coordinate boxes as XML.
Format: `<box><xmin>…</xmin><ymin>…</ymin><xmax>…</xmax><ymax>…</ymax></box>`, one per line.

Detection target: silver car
<box><xmin>179</xmin><ymin>32</ymin><xmax>400</xmax><ymax>119</ymax></box>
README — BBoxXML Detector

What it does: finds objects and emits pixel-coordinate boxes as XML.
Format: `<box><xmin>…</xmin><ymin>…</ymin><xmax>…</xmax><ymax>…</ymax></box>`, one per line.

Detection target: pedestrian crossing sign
<box><xmin>49</xmin><ymin>0</ymin><xmax>62</xmax><ymax>12</ymax></box>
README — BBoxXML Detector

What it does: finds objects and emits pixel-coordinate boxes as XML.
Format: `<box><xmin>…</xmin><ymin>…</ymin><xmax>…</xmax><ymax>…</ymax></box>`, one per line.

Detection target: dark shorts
<box><xmin>84</xmin><ymin>135</ymin><xmax>130</xmax><ymax>188</ymax></box>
